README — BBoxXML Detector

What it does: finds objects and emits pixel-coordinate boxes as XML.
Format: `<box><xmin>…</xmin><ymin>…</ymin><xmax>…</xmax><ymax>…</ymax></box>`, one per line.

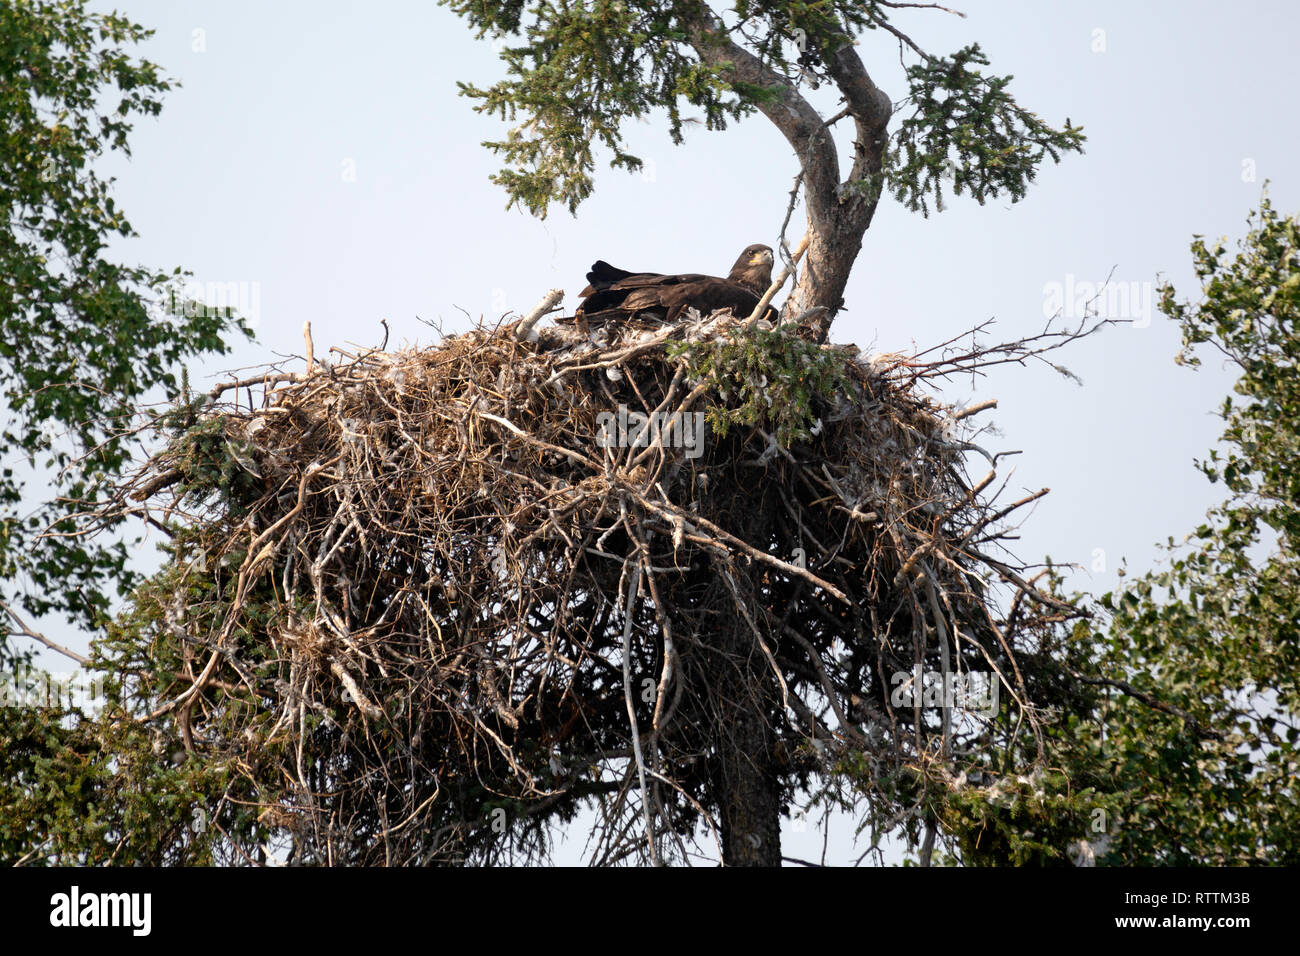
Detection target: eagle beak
<box><xmin>756</xmin><ymin>249</ymin><xmax>773</xmax><ymax>265</ymax></box>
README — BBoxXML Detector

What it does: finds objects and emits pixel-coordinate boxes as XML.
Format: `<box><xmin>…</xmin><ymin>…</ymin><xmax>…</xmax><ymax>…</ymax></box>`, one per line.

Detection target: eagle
<box><xmin>560</xmin><ymin>244</ymin><xmax>777</xmax><ymax>328</ymax></box>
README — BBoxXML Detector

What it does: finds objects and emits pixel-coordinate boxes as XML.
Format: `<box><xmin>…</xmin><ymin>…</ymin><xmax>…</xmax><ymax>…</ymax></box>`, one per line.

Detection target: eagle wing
<box><xmin>561</xmin><ymin>245</ymin><xmax>777</xmax><ymax>328</ymax></box>
<box><xmin>580</xmin><ymin>260</ymin><xmax>642</xmax><ymax>294</ymax></box>
<box><xmin>573</xmin><ymin>272</ymin><xmax>769</xmax><ymax>326</ymax></box>
<box><xmin>579</xmin><ymin>264</ymin><xmax>711</xmax><ymax>297</ymax></box>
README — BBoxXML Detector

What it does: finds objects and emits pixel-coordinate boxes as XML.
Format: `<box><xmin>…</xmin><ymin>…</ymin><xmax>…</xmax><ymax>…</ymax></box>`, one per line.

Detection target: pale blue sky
<box><xmin>43</xmin><ymin>0</ymin><xmax>1300</xmax><ymax>863</ymax></box>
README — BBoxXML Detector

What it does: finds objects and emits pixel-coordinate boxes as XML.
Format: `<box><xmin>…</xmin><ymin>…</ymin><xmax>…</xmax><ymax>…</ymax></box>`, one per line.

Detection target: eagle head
<box><xmin>729</xmin><ymin>244</ymin><xmax>775</xmax><ymax>295</ymax></box>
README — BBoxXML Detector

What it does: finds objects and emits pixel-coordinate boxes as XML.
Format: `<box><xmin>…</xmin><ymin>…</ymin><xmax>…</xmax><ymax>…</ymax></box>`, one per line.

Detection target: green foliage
<box><xmin>0</xmin><ymin>679</ymin><xmax>241</xmax><ymax>865</ymax></box>
<box><xmin>445</xmin><ymin>0</ymin><xmax>739</xmax><ymax>216</ymax></box>
<box><xmin>169</xmin><ymin>414</ymin><xmax>265</xmax><ymax>514</ymax></box>
<box><xmin>1080</xmin><ymin>196</ymin><xmax>1300</xmax><ymax>864</ymax></box>
<box><xmin>885</xmin><ymin>45</ymin><xmax>1085</xmax><ymax>215</ymax></box>
<box><xmin>441</xmin><ymin>1</ymin><xmax>1083</xmax><ymax>218</ymax></box>
<box><xmin>669</xmin><ymin>323</ymin><xmax>848</xmax><ymax>447</ymax></box>
<box><xmin>0</xmin><ymin>0</ymin><xmax>252</xmax><ymax>634</ymax></box>
<box><xmin>1165</xmin><ymin>194</ymin><xmax>1300</xmax><ymax>532</ymax></box>
<box><xmin>948</xmin><ymin>197</ymin><xmax>1300</xmax><ymax>865</ymax></box>
<box><xmin>0</xmin><ymin>4</ymin><xmax>256</xmax><ymax>864</ymax></box>
<box><xmin>1</xmin><ymin>420</ymin><xmax>284</xmax><ymax>865</ymax></box>
<box><xmin>938</xmin><ymin>770</ymin><xmax>1113</xmax><ymax>867</ymax></box>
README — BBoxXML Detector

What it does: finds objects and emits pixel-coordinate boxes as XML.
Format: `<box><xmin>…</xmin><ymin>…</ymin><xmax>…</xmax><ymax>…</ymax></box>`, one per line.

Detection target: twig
<box><xmin>747</xmin><ymin>233</ymin><xmax>811</xmax><ymax>326</ymax></box>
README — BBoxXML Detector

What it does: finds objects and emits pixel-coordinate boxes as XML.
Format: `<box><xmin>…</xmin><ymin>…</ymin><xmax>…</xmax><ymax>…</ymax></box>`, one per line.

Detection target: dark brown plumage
<box><xmin>560</xmin><ymin>244</ymin><xmax>777</xmax><ymax>328</ymax></box>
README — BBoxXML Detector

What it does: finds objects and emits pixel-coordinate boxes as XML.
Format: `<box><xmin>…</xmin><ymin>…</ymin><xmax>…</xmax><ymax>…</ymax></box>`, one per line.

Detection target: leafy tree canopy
<box><xmin>442</xmin><ymin>0</ymin><xmax>1084</xmax><ymax>218</ymax></box>
<box><xmin>958</xmin><ymin>196</ymin><xmax>1300</xmax><ymax>865</ymax></box>
<box><xmin>1089</xmin><ymin>195</ymin><xmax>1300</xmax><ymax>863</ymax></box>
<box><xmin>0</xmin><ymin>0</ymin><xmax>250</xmax><ymax>639</ymax></box>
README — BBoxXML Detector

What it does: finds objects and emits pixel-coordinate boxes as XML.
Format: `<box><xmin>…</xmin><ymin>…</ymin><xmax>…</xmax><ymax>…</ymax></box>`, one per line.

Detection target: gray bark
<box><xmin>686</xmin><ymin>10</ymin><xmax>893</xmax><ymax>341</ymax></box>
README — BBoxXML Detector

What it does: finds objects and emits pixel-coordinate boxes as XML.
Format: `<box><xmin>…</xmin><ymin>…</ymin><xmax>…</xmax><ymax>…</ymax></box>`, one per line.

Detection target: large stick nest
<box><xmin>110</xmin><ymin>309</ymin><xmax>1086</xmax><ymax>865</ymax></box>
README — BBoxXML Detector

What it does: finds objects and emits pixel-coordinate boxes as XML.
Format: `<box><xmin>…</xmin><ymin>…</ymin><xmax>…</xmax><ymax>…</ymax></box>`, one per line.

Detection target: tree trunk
<box><xmin>682</xmin><ymin>10</ymin><xmax>897</xmax><ymax>862</ymax></box>
<box><xmin>712</xmin><ymin>607</ymin><xmax>782</xmax><ymax>866</ymax></box>
<box><xmin>705</xmin><ymin>484</ymin><xmax>783</xmax><ymax>867</ymax></box>
<box><xmin>687</xmin><ymin>13</ymin><xmax>892</xmax><ymax>343</ymax></box>
<box><xmin>784</xmin><ymin>214</ymin><xmax>874</xmax><ymax>341</ymax></box>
